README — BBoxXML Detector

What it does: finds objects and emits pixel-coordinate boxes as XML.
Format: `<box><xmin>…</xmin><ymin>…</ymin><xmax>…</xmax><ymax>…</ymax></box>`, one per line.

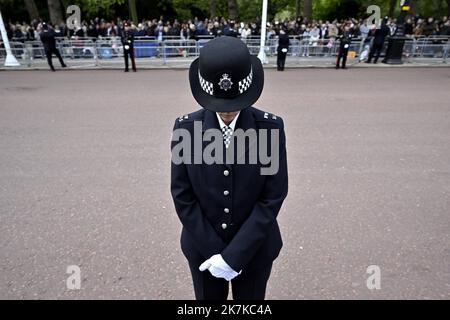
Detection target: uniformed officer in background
<box><xmin>121</xmin><ymin>22</ymin><xmax>136</xmax><ymax>72</ymax></box>
<box><xmin>277</xmin><ymin>28</ymin><xmax>290</xmax><ymax>71</ymax></box>
<box><xmin>171</xmin><ymin>36</ymin><xmax>288</xmax><ymax>300</ymax></box>
<box><xmin>335</xmin><ymin>24</ymin><xmax>353</xmax><ymax>69</ymax></box>
<box><xmin>40</xmin><ymin>22</ymin><xmax>67</xmax><ymax>72</ymax></box>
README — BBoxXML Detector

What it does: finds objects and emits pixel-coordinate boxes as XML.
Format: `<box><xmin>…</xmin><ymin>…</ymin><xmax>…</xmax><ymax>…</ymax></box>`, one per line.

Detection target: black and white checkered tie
<box><xmin>221</xmin><ymin>125</ymin><xmax>233</xmax><ymax>149</ymax></box>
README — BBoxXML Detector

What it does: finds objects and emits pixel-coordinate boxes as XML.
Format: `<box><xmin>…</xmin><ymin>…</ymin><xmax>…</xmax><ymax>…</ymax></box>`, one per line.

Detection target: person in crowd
<box><xmin>359</xmin><ymin>21</ymin><xmax>370</xmax><ymax>39</ymax></box>
<box><xmin>366</xmin><ymin>17</ymin><xmax>390</xmax><ymax>64</ymax></box>
<box><xmin>301</xmin><ymin>26</ymin><xmax>311</xmax><ymax>57</ymax></box>
<box><xmin>240</xmin><ymin>23</ymin><xmax>252</xmax><ymax>39</ymax></box>
<box><xmin>423</xmin><ymin>17</ymin><xmax>436</xmax><ymax>36</ymax></box>
<box><xmin>404</xmin><ymin>18</ymin><xmax>414</xmax><ymax>37</ymax></box>
<box><xmin>224</xmin><ymin>20</ymin><xmax>238</xmax><ymax>37</ymax></box>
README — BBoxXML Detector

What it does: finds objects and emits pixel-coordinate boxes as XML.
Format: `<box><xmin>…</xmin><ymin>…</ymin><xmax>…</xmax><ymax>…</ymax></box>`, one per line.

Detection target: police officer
<box><xmin>171</xmin><ymin>36</ymin><xmax>288</xmax><ymax>300</ymax></box>
<box><xmin>277</xmin><ymin>28</ymin><xmax>290</xmax><ymax>71</ymax></box>
<box><xmin>336</xmin><ymin>24</ymin><xmax>353</xmax><ymax>69</ymax></box>
<box><xmin>121</xmin><ymin>22</ymin><xmax>136</xmax><ymax>72</ymax></box>
<box><xmin>39</xmin><ymin>22</ymin><xmax>67</xmax><ymax>72</ymax></box>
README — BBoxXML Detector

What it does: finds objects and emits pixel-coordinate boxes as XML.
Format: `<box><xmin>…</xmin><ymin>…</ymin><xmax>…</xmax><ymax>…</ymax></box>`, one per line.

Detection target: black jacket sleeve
<box><xmin>170</xmin><ymin>119</ymin><xmax>227</xmax><ymax>260</ymax></box>
<box><xmin>221</xmin><ymin>119</ymin><xmax>288</xmax><ymax>271</ymax></box>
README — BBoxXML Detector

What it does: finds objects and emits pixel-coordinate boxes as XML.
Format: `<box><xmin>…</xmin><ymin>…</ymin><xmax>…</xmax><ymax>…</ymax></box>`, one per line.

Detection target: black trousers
<box><xmin>188</xmin><ymin>261</ymin><xmax>273</xmax><ymax>300</ymax></box>
<box><xmin>277</xmin><ymin>50</ymin><xmax>287</xmax><ymax>71</ymax></box>
<box><xmin>336</xmin><ymin>47</ymin><xmax>349</xmax><ymax>68</ymax></box>
<box><xmin>45</xmin><ymin>48</ymin><xmax>65</xmax><ymax>71</ymax></box>
<box><xmin>124</xmin><ymin>48</ymin><xmax>136</xmax><ymax>71</ymax></box>
<box><xmin>368</xmin><ymin>43</ymin><xmax>383</xmax><ymax>63</ymax></box>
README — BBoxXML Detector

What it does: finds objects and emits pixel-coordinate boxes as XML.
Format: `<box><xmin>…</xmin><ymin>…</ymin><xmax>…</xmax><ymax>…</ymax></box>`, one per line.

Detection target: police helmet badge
<box><xmin>218</xmin><ymin>74</ymin><xmax>233</xmax><ymax>91</ymax></box>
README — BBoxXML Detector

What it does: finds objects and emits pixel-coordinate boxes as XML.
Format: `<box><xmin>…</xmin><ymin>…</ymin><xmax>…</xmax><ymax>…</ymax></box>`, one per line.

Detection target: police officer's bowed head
<box><xmin>171</xmin><ymin>36</ymin><xmax>288</xmax><ymax>300</ymax></box>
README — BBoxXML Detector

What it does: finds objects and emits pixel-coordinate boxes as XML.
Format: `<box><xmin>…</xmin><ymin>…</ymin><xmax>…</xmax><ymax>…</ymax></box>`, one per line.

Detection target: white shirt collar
<box><xmin>216</xmin><ymin>112</ymin><xmax>240</xmax><ymax>131</ymax></box>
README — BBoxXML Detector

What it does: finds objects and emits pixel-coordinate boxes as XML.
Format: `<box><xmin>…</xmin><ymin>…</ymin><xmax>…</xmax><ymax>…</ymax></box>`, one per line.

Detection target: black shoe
<box><xmin>133</xmin><ymin>69</ymin><xmax>137</xmax><ymax>72</ymax></box>
<box><xmin>62</xmin><ymin>64</ymin><xmax>67</xmax><ymax>68</ymax></box>
<box><xmin>51</xmin><ymin>68</ymin><xmax>56</xmax><ymax>72</ymax></box>
<box><xmin>342</xmin><ymin>66</ymin><xmax>348</xmax><ymax>69</ymax></box>
<box><xmin>365</xmin><ymin>61</ymin><xmax>371</xmax><ymax>64</ymax></box>
<box><xmin>335</xmin><ymin>65</ymin><xmax>340</xmax><ymax>69</ymax></box>
<box><xmin>124</xmin><ymin>69</ymin><xmax>129</xmax><ymax>72</ymax></box>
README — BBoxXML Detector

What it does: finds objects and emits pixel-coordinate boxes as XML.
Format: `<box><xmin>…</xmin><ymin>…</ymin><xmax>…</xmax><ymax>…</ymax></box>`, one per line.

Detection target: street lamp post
<box><xmin>257</xmin><ymin>0</ymin><xmax>268</xmax><ymax>64</ymax></box>
<box><xmin>0</xmin><ymin>10</ymin><xmax>20</xmax><ymax>67</ymax></box>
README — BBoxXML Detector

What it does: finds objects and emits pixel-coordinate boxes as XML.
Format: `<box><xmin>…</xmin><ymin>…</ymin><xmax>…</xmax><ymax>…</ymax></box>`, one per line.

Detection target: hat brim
<box><xmin>189</xmin><ymin>55</ymin><xmax>264</xmax><ymax>112</ymax></box>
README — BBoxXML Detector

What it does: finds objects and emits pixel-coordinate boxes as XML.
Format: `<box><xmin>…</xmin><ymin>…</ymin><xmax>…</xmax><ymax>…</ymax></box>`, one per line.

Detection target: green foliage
<box><xmin>414</xmin><ymin>0</ymin><xmax>449</xmax><ymax>18</ymax></box>
<box><xmin>238</xmin><ymin>0</ymin><xmax>296</xmax><ymax>22</ymax></box>
<box><xmin>0</xmin><ymin>0</ymin><xmax>30</xmax><ymax>22</ymax></box>
<box><xmin>64</xmin><ymin>0</ymin><xmax>127</xmax><ymax>18</ymax></box>
<box><xmin>1</xmin><ymin>0</ymin><xmax>448</xmax><ymax>23</ymax></box>
<box><xmin>172</xmin><ymin>0</ymin><xmax>210</xmax><ymax>20</ymax></box>
<box><xmin>313</xmin><ymin>0</ymin><xmax>448</xmax><ymax>21</ymax></box>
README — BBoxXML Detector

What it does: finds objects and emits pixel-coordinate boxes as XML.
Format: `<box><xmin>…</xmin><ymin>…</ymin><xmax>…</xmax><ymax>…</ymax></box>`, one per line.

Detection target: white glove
<box><xmin>199</xmin><ymin>254</ymin><xmax>241</xmax><ymax>281</ymax></box>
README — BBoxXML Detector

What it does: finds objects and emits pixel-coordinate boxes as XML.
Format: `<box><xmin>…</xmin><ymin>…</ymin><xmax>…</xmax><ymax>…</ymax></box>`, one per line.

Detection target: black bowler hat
<box><xmin>189</xmin><ymin>36</ymin><xmax>264</xmax><ymax>112</ymax></box>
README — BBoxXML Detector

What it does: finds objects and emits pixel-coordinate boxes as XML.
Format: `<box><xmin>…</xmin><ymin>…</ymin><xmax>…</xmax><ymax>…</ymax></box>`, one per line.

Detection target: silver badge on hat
<box><xmin>218</xmin><ymin>74</ymin><xmax>233</xmax><ymax>91</ymax></box>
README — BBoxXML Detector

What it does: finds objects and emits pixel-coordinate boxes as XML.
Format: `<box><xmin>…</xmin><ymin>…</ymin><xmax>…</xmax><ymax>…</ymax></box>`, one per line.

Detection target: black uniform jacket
<box><xmin>40</xmin><ymin>30</ymin><xmax>57</xmax><ymax>52</ymax></box>
<box><xmin>373</xmin><ymin>24</ymin><xmax>390</xmax><ymax>45</ymax></box>
<box><xmin>121</xmin><ymin>29</ymin><xmax>135</xmax><ymax>49</ymax></box>
<box><xmin>170</xmin><ymin>106</ymin><xmax>288</xmax><ymax>272</ymax></box>
<box><xmin>278</xmin><ymin>33</ymin><xmax>290</xmax><ymax>51</ymax></box>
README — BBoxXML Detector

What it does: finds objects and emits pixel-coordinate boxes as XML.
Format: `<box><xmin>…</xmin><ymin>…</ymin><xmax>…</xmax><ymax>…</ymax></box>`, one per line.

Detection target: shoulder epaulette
<box><xmin>177</xmin><ymin>108</ymin><xmax>205</xmax><ymax>124</ymax></box>
<box><xmin>178</xmin><ymin>114</ymin><xmax>190</xmax><ymax>122</ymax></box>
<box><xmin>255</xmin><ymin>110</ymin><xmax>281</xmax><ymax>124</ymax></box>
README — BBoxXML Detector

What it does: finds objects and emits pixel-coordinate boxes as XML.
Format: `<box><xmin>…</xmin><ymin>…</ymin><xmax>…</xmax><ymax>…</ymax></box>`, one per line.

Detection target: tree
<box><xmin>128</xmin><ymin>0</ymin><xmax>138</xmax><ymax>23</ymax></box>
<box><xmin>304</xmin><ymin>0</ymin><xmax>312</xmax><ymax>21</ymax></box>
<box><xmin>228</xmin><ymin>0</ymin><xmax>238</xmax><ymax>20</ymax></box>
<box><xmin>388</xmin><ymin>0</ymin><xmax>397</xmax><ymax>18</ymax></box>
<box><xmin>210</xmin><ymin>0</ymin><xmax>217</xmax><ymax>18</ymax></box>
<box><xmin>24</xmin><ymin>0</ymin><xmax>39</xmax><ymax>20</ymax></box>
<box><xmin>47</xmin><ymin>0</ymin><xmax>63</xmax><ymax>24</ymax></box>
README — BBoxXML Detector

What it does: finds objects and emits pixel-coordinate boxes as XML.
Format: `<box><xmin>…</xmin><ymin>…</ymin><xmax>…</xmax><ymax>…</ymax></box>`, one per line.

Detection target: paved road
<box><xmin>0</xmin><ymin>68</ymin><xmax>449</xmax><ymax>299</ymax></box>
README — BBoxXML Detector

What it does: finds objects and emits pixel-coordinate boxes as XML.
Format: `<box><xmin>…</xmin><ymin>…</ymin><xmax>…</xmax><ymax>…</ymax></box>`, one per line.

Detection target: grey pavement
<box><xmin>0</xmin><ymin>68</ymin><xmax>449</xmax><ymax>299</ymax></box>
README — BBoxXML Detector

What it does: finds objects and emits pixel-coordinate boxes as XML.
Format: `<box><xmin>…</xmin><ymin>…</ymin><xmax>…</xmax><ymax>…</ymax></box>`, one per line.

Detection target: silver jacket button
<box><xmin>223</xmin><ymin>190</ymin><xmax>229</xmax><ymax>196</ymax></box>
<box><xmin>223</xmin><ymin>170</ymin><xmax>230</xmax><ymax>176</ymax></box>
<box><xmin>224</xmin><ymin>208</ymin><xmax>230</xmax><ymax>213</ymax></box>
<box><xmin>221</xmin><ymin>223</ymin><xmax>227</xmax><ymax>229</ymax></box>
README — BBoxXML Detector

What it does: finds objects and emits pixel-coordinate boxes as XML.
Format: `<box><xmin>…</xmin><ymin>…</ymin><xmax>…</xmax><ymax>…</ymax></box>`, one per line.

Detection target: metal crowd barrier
<box><xmin>1</xmin><ymin>36</ymin><xmax>448</xmax><ymax>67</ymax></box>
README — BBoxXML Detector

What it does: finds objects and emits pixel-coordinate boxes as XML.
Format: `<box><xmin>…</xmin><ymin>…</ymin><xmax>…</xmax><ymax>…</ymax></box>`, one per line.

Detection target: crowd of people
<box><xmin>3</xmin><ymin>13</ymin><xmax>449</xmax><ymax>72</ymax></box>
<box><xmin>5</xmin><ymin>14</ymin><xmax>450</xmax><ymax>43</ymax></box>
